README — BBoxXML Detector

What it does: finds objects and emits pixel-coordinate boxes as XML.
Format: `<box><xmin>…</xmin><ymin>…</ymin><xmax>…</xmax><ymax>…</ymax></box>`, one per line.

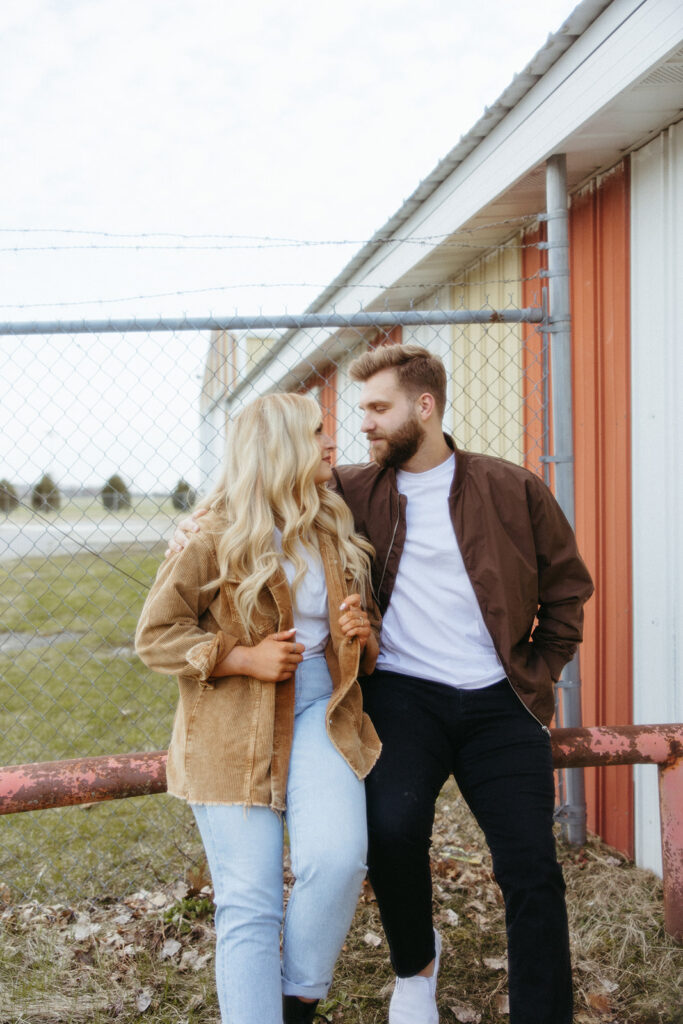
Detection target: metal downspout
<box><xmin>544</xmin><ymin>154</ymin><xmax>587</xmax><ymax>845</ymax></box>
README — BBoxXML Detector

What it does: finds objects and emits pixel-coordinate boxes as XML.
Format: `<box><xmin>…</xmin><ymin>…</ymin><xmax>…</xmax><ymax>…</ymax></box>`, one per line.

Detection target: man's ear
<box><xmin>417</xmin><ymin>392</ymin><xmax>436</xmax><ymax>421</ymax></box>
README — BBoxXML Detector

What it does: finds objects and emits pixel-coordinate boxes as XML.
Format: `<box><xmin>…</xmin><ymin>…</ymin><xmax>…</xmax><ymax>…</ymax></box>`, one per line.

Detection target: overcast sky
<box><xmin>0</xmin><ymin>0</ymin><xmax>579</xmax><ymax>491</ymax></box>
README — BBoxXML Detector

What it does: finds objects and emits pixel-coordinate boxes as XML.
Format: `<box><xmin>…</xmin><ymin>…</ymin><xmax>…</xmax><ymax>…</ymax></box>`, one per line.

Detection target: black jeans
<box><xmin>361</xmin><ymin>670</ymin><xmax>572</xmax><ymax>1024</ymax></box>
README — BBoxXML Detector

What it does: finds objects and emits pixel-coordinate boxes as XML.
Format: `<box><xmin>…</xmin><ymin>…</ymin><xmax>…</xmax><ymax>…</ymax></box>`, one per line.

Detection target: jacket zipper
<box><xmin>505</xmin><ymin>675</ymin><xmax>551</xmax><ymax>735</ymax></box>
<box><xmin>448</xmin><ymin>482</ymin><xmax>551</xmax><ymax>737</ymax></box>
<box><xmin>481</xmin><ymin>605</ymin><xmax>551</xmax><ymax>735</ymax></box>
<box><xmin>373</xmin><ymin>505</ymin><xmax>400</xmax><ymax>607</ymax></box>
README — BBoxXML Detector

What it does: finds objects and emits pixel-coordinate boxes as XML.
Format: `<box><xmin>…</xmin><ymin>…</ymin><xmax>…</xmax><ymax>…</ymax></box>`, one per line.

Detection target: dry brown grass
<box><xmin>0</xmin><ymin>779</ymin><xmax>680</xmax><ymax>1023</ymax></box>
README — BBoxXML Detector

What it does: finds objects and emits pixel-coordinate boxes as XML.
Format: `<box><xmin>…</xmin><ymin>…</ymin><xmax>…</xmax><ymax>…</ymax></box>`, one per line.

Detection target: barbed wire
<box><xmin>2</xmin><ymin>239</ymin><xmax>544</xmax><ymax>254</ymax></box>
<box><xmin>0</xmin><ymin>216</ymin><xmax>540</xmax><ymax>243</ymax></box>
<box><xmin>0</xmin><ymin>273</ymin><xmax>545</xmax><ymax>311</ymax></box>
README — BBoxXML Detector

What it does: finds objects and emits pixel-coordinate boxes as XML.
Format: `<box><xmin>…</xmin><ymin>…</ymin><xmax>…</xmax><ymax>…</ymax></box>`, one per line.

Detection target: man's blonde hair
<box><xmin>204</xmin><ymin>392</ymin><xmax>373</xmax><ymax>631</ymax></box>
<box><xmin>349</xmin><ymin>344</ymin><xmax>447</xmax><ymax>417</ymax></box>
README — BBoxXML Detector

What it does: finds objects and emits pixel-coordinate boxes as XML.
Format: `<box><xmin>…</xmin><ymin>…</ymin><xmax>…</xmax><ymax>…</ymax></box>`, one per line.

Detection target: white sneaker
<box><xmin>388</xmin><ymin>930</ymin><xmax>441</xmax><ymax>1024</ymax></box>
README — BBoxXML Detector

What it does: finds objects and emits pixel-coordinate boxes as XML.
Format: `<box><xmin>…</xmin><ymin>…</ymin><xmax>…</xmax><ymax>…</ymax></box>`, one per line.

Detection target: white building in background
<box><xmin>199</xmin><ymin>328</ymin><xmax>281</xmax><ymax>490</ymax></box>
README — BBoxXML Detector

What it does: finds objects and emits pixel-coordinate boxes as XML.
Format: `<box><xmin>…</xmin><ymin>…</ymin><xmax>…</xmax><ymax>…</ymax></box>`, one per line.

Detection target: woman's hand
<box><xmin>338</xmin><ymin>594</ymin><xmax>372</xmax><ymax>650</ymax></box>
<box><xmin>213</xmin><ymin>629</ymin><xmax>305</xmax><ymax>683</ymax></box>
<box><xmin>165</xmin><ymin>507</ymin><xmax>209</xmax><ymax>557</ymax></box>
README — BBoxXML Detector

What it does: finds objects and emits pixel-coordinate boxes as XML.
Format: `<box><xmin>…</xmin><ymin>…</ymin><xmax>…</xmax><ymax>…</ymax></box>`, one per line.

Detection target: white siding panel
<box><xmin>199</xmin><ymin>404</ymin><xmax>227</xmax><ymax>493</ymax></box>
<box><xmin>449</xmin><ymin>246</ymin><xmax>525</xmax><ymax>462</ymax></box>
<box><xmin>409</xmin><ymin>285</ymin><xmax>457</xmax><ymax>436</ymax></box>
<box><xmin>630</xmin><ymin>121</ymin><xmax>683</xmax><ymax>876</ymax></box>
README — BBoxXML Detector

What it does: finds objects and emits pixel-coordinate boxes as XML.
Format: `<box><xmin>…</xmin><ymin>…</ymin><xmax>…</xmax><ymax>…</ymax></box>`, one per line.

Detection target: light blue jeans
<box><xmin>192</xmin><ymin>656</ymin><xmax>368</xmax><ymax>1024</ymax></box>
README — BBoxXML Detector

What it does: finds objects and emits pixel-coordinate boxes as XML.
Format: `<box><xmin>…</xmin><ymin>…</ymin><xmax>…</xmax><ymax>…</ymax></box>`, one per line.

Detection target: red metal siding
<box><xmin>319</xmin><ymin>367</ymin><xmax>338</xmax><ymax>464</ymax></box>
<box><xmin>299</xmin><ymin>364</ymin><xmax>338</xmax><ymax>464</ymax></box>
<box><xmin>371</xmin><ymin>324</ymin><xmax>403</xmax><ymax>348</ymax></box>
<box><xmin>570</xmin><ymin>161</ymin><xmax>633</xmax><ymax>856</ymax></box>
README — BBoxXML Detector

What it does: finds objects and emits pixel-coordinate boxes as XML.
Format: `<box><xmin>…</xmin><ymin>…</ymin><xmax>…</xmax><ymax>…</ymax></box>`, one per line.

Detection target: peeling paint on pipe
<box><xmin>551</xmin><ymin>724</ymin><xmax>682</xmax><ymax>769</ymax></box>
<box><xmin>659</xmin><ymin>756</ymin><xmax>683</xmax><ymax>941</ymax></box>
<box><xmin>0</xmin><ymin>751</ymin><xmax>167</xmax><ymax>814</ymax></box>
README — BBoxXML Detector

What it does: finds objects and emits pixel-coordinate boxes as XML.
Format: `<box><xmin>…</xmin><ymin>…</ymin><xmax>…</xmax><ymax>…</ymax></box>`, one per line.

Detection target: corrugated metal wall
<box><xmin>631</xmin><ymin>122</ymin><xmax>683</xmax><ymax>875</ymax></box>
<box><xmin>410</xmin><ymin>286</ymin><xmax>456</xmax><ymax>437</ymax></box>
<box><xmin>300</xmin><ymin>364</ymin><xmax>338</xmax><ymax>460</ymax></box>
<box><xmin>569</xmin><ymin>161</ymin><xmax>634</xmax><ymax>857</ymax></box>
<box><xmin>450</xmin><ymin>246</ymin><xmax>525</xmax><ymax>462</ymax></box>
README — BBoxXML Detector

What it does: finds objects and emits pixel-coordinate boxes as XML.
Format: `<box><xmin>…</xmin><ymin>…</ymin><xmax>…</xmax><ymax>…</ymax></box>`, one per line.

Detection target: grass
<box><xmin>0</xmin><ymin>544</ymin><xmax>681</xmax><ymax>1021</ymax></box>
<box><xmin>0</xmin><ymin>546</ymin><xmax>171</xmax><ymax>763</ymax></box>
<box><xmin>0</xmin><ymin>544</ymin><xmax>192</xmax><ymax>903</ymax></box>
<box><xmin>0</xmin><ymin>783</ymin><xmax>681</xmax><ymax>1023</ymax></box>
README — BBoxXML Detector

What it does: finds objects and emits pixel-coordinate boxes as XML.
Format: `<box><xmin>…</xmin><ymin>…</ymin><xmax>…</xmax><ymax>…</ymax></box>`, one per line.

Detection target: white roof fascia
<box><xmin>234</xmin><ymin>0</ymin><xmax>683</xmax><ymax>401</ymax></box>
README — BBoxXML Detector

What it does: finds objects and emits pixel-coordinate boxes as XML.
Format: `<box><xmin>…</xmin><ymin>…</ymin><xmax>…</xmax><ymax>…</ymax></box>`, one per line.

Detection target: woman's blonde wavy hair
<box><xmin>203</xmin><ymin>392</ymin><xmax>374</xmax><ymax>632</ymax></box>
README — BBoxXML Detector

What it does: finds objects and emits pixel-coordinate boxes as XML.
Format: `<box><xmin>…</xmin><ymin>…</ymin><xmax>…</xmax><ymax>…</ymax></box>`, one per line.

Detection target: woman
<box><xmin>135</xmin><ymin>393</ymin><xmax>381</xmax><ymax>1024</ymax></box>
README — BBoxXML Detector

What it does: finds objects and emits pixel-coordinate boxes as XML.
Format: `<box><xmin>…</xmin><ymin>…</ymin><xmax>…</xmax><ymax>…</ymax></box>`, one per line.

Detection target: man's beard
<box><xmin>370</xmin><ymin>415</ymin><xmax>425</xmax><ymax>469</ymax></box>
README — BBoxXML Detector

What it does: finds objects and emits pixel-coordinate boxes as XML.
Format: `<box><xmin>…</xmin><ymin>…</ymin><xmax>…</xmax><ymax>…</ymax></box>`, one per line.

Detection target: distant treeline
<box><xmin>0</xmin><ymin>476</ymin><xmax>196</xmax><ymax>513</ymax></box>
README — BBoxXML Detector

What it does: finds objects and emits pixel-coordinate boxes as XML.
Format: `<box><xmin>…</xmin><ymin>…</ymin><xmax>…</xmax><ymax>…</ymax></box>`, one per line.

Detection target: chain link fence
<box><xmin>0</xmin><ymin>247</ymin><xmax>550</xmax><ymax>902</ymax></box>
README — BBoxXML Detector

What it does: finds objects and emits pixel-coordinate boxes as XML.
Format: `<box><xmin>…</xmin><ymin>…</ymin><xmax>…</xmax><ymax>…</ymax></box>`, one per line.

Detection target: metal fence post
<box><xmin>545</xmin><ymin>153</ymin><xmax>587</xmax><ymax>845</ymax></box>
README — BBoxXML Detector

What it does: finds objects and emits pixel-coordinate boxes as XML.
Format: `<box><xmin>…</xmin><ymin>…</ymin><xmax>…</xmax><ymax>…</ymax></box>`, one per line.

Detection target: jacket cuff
<box><xmin>186</xmin><ymin>631</ymin><xmax>238</xmax><ymax>682</ymax></box>
<box><xmin>536</xmin><ymin>645</ymin><xmax>571</xmax><ymax>683</ymax></box>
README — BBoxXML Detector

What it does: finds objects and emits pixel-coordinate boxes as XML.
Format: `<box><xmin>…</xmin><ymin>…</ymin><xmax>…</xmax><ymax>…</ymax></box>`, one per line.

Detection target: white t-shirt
<box><xmin>274</xmin><ymin>529</ymin><xmax>329</xmax><ymax>659</ymax></box>
<box><xmin>376</xmin><ymin>454</ymin><xmax>504</xmax><ymax>689</ymax></box>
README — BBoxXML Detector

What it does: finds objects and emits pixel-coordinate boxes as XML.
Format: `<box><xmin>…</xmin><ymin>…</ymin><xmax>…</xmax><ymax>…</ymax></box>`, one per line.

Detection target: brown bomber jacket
<box><xmin>330</xmin><ymin>438</ymin><xmax>594</xmax><ymax>727</ymax></box>
<box><xmin>135</xmin><ymin>513</ymin><xmax>381</xmax><ymax>809</ymax></box>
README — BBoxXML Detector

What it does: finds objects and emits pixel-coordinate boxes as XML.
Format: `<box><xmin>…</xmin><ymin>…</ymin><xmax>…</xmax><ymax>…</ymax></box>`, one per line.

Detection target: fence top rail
<box><xmin>0</xmin><ymin>308</ymin><xmax>544</xmax><ymax>336</ymax></box>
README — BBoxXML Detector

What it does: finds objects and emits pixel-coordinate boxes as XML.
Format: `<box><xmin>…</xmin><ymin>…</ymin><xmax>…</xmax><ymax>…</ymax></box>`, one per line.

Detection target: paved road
<box><xmin>0</xmin><ymin>516</ymin><xmax>175</xmax><ymax>564</ymax></box>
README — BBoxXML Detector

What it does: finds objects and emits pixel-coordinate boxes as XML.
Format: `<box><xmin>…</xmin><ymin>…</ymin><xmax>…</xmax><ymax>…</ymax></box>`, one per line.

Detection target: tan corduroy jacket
<box><xmin>135</xmin><ymin>513</ymin><xmax>381</xmax><ymax>810</ymax></box>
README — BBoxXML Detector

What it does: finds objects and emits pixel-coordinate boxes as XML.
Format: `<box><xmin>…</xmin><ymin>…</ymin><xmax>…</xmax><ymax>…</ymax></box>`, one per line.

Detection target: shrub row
<box><xmin>0</xmin><ymin>477</ymin><xmax>197</xmax><ymax>513</ymax></box>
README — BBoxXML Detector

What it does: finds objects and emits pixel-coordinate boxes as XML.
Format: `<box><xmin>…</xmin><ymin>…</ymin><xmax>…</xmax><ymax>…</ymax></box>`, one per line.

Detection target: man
<box><xmin>170</xmin><ymin>344</ymin><xmax>593</xmax><ymax>1024</ymax></box>
<box><xmin>331</xmin><ymin>344</ymin><xmax>593</xmax><ymax>1024</ymax></box>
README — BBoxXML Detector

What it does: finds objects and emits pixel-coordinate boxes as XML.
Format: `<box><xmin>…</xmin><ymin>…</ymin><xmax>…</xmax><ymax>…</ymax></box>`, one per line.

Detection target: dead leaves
<box><xmin>159</xmin><ymin>937</ymin><xmax>182</xmax><ymax>960</ymax></box>
<box><xmin>440</xmin><ymin>907</ymin><xmax>460</xmax><ymax>927</ymax></box>
<box><xmin>449</xmin><ymin>991</ymin><xmax>508</xmax><ymax>1021</ymax></box>
<box><xmin>450</xmin><ymin>1002</ymin><xmax>482</xmax><ymax>1022</ymax></box>
<box><xmin>447</xmin><ymin>955</ymin><xmax>509</xmax><ymax>1020</ymax></box>
<box><xmin>178</xmin><ymin>948</ymin><xmax>212</xmax><ymax>972</ymax></box>
<box><xmin>0</xmin><ymin>882</ymin><xmax>216</xmax><ymax>1020</ymax></box>
<box><xmin>584</xmin><ymin>978</ymin><xmax>619</xmax><ymax>1017</ymax></box>
<box><xmin>135</xmin><ymin>988</ymin><xmax>153</xmax><ymax>1013</ymax></box>
<box><xmin>482</xmin><ymin>956</ymin><xmax>507</xmax><ymax>972</ymax></box>
<box><xmin>0</xmin><ymin>779</ymin><xmax>658</xmax><ymax>1022</ymax></box>
<box><xmin>493</xmin><ymin>993</ymin><xmax>510</xmax><ymax>1014</ymax></box>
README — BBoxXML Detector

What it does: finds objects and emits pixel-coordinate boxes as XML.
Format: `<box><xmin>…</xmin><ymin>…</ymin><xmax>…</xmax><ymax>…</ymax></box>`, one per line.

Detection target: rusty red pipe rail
<box><xmin>0</xmin><ymin>750</ymin><xmax>168</xmax><ymax>813</ymax></box>
<box><xmin>1</xmin><ymin>724</ymin><xmax>681</xmax><ymax>941</ymax></box>
<box><xmin>551</xmin><ymin>724</ymin><xmax>683</xmax><ymax>941</ymax></box>
<box><xmin>551</xmin><ymin>724</ymin><xmax>683</xmax><ymax>769</ymax></box>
